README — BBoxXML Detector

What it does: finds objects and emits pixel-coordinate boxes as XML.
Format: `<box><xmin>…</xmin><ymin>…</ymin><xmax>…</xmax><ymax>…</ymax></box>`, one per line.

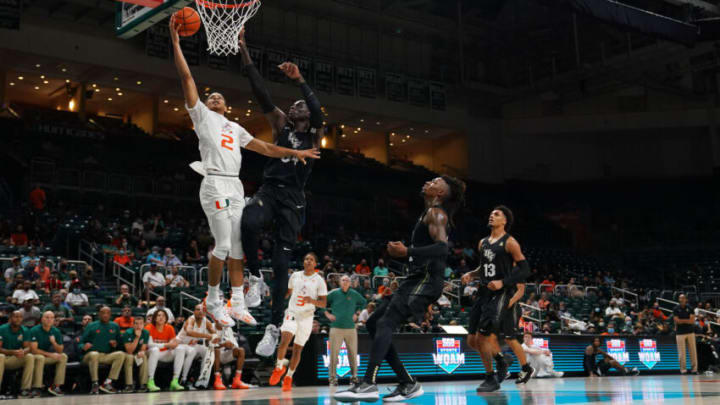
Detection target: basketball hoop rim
<box><xmin>195</xmin><ymin>0</ymin><xmax>258</xmax><ymax>9</ymax></box>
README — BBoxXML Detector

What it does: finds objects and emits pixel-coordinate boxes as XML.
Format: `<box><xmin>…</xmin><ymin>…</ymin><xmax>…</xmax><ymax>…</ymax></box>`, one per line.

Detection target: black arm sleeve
<box><xmin>298</xmin><ymin>81</ymin><xmax>323</xmax><ymax>129</ymax></box>
<box><xmin>244</xmin><ymin>63</ymin><xmax>275</xmax><ymax>114</ymax></box>
<box><xmin>407</xmin><ymin>242</ymin><xmax>448</xmax><ymax>258</ymax></box>
<box><xmin>502</xmin><ymin>259</ymin><xmax>530</xmax><ymax>287</ymax></box>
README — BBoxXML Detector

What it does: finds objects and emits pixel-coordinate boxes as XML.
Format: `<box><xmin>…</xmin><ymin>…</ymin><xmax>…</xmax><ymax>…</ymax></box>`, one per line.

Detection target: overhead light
<box><xmin>92</xmin><ymin>84</ymin><xmax>96</xmax><ymax>88</ymax></box>
<box><xmin>321</xmin><ymin>137</ymin><xmax>328</xmax><ymax>148</ymax></box>
<box><xmin>376</xmin><ymin>121</ymin><xmax>381</xmax><ymax>125</ymax></box>
<box><xmin>248</xmin><ymin>100</ymin><xmax>252</xmax><ymax>104</ymax></box>
<box><xmin>17</xmin><ymin>76</ymin><xmax>23</xmax><ymax>80</ymax></box>
<box><xmin>406</xmin><ymin>135</ymin><xmax>410</xmax><ymax>139</ymax></box>
<box><xmin>322</xmin><ymin>121</ymin><xmax>327</xmax><ymax>126</ymax></box>
<box><xmin>360</xmin><ymin>119</ymin><xmax>364</xmax><ymax>123</ymax></box>
<box><xmin>136</xmin><ymin>81</ymin><xmax>142</xmax><ymax>85</ymax></box>
<box><xmin>163</xmin><ymin>99</ymin><xmax>168</xmax><ymax>103</ymax></box>
<box><xmin>107</xmin><ymin>97</ymin><xmax>113</xmax><ymax>101</ymax></box>
<box><xmin>391</xmin><ymin>132</ymin><xmax>395</xmax><ymax>136</ymax></box>
<box><xmin>246</xmin><ymin>109</ymin><xmax>251</xmax><ymax>113</ymax></box>
<box><xmin>425</xmin><ymin>129</ymin><xmax>429</xmax><ymax>133</ymax></box>
<box><xmin>402</xmin><ymin>139</ymin><xmax>406</xmax><ymax>143</ymax></box>
<box><xmin>340</xmin><ymin>124</ymin><xmax>345</xmax><ymax>129</ymax></box>
<box><xmin>389</xmin><ymin>142</ymin><xmax>394</xmax><ymax>146</ymax></box>
<box><xmin>173</xmin><ymin>107</ymin><xmax>179</xmax><ymax>111</ymax></box>
<box><xmin>341</xmin><ymin>134</ymin><xmax>346</xmax><ymax>138</ymax></box>
<box><xmin>114</xmin><ymin>77</ymin><xmax>119</xmax><ymax>81</ymax></box>
<box><xmin>245</xmin><ymin>113</ymin><xmax>250</xmax><ymax>117</ymax></box>
<box><xmin>356</xmin><ymin>127</ymin><xmax>361</xmax><ymax>131</ymax></box>
<box><xmin>43</xmin><ymin>80</ymin><xmax>49</xmax><ymax>84</ymax></box>
<box><xmin>95</xmin><ymin>89</ymin><xmax>100</xmax><ymax>93</ymax></box>
<box><xmin>69</xmin><ymin>99</ymin><xmax>75</xmax><ymax>111</ymax></box>
<box><xmin>353</xmin><ymin>130</ymin><xmax>358</xmax><ymax>134</ymax></box>
<box><xmin>9</xmin><ymin>82</ymin><xmax>14</xmax><ymax>86</ymax></box>
<box><xmin>117</xmin><ymin>92</ymin><xmax>123</xmax><ymax>96</ymax></box>
<box><xmin>228</xmin><ymin>106</ymin><xmax>232</xmax><ymax>110</ymax></box>
<box><xmin>115</xmin><ymin>88</ymin><xmax>120</xmax><ymax>91</ymax></box>
<box><xmin>65</xmin><ymin>79</ymin><xmax>70</xmax><ymax>83</ymax></box>
<box><xmin>204</xmin><ymin>93</ymin><xmax>209</xmax><ymax>97</ymax></box>
<box><xmin>40</xmin><ymin>75</ymin><xmax>45</xmax><ymax>79</ymax></box>
<box><xmin>61</xmin><ymin>68</ymin><xmax>66</xmax><ymax>72</ymax></box>
<box><xmin>34</xmin><ymin>86</ymin><xmax>39</xmax><ymax>90</ymax></box>
<box><xmin>35</xmin><ymin>64</ymin><xmax>40</xmax><ymax>68</ymax></box>
<box><xmin>410</xmin><ymin>127</ymin><xmax>414</xmax><ymax>131</ymax></box>
<box><xmin>205</xmin><ymin>87</ymin><xmax>210</xmax><ymax>91</ymax></box>
<box><xmin>234</xmin><ymin>117</ymin><xmax>239</xmax><ymax>121</ymax></box>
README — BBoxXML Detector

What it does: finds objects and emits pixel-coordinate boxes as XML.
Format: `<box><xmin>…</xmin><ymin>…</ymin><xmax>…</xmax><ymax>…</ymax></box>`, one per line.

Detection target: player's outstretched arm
<box><xmin>245</xmin><ymin>139</ymin><xmax>321</xmax><ymax>164</ymax></box>
<box><xmin>237</xmin><ymin>28</ymin><xmax>286</xmax><ymax>138</ymax></box>
<box><xmin>169</xmin><ymin>16</ymin><xmax>199</xmax><ymax>108</ymax></box>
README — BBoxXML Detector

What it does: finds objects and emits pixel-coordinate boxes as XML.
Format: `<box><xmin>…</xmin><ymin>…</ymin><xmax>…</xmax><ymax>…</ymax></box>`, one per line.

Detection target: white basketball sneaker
<box><xmin>227</xmin><ymin>296</ymin><xmax>257</xmax><ymax>326</ymax></box>
<box><xmin>245</xmin><ymin>275</ymin><xmax>263</xmax><ymax>308</ymax></box>
<box><xmin>206</xmin><ymin>298</ymin><xmax>235</xmax><ymax>328</ymax></box>
<box><xmin>255</xmin><ymin>324</ymin><xmax>280</xmax><ymax>357</ymax></box>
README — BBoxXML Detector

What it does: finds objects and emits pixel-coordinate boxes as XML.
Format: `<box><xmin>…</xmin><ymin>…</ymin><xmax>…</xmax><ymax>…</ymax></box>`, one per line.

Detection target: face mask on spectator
<box><xmin>608</xmin><ymin>328</ymin><xmax>614</xmax><ymax>333</ymax></box>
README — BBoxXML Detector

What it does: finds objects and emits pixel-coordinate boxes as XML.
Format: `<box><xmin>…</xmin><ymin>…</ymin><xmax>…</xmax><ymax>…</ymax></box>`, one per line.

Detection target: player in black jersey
<box><xmin>584</xmin><ymin>337</ymin><xmax>639</xmax><ymax>376</ymax></box>
<box><xmin>462</xmin><ymin>206</ymin><xmax>533</xmax><ymax>392</ymax></box>
<box><xmin>335</xmin><ymin>176</ymin><xmax>466</xmax><ymax>402</ymax></box>
<box><xmin>237</xmin><ymin>30</ymin><xmax>323</xmax><ymax>356</ymax></box>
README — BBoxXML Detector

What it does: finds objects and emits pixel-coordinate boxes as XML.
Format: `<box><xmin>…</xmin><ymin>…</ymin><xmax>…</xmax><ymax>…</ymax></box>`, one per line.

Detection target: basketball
<box><xmin>173</xmin><ymin>7</ymin><xmax>201</xmax><ymax>37</ymax></box>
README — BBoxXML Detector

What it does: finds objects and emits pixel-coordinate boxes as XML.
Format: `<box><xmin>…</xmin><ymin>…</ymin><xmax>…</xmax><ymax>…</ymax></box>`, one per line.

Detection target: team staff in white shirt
<box><xmin>269</xmin><ymin>253</ymin><xmax>327</xmax><ymax>391</ymax></box>
<box><xmin>169</xmin><ymin>17</ymin><xmax>320</xmax><ymax>328</ymax></box>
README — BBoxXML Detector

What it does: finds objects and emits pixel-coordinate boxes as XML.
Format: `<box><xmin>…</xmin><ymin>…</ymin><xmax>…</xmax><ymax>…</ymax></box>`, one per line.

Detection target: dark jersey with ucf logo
<box><xmin>478</xmin><ymin>233</ymin><xmax>513</xmax><ymax>284</ymax></box>
<box><xmin>262</xmin><ymin>125</ymin><xmax>317</xmax><ymax>190</ymax></box>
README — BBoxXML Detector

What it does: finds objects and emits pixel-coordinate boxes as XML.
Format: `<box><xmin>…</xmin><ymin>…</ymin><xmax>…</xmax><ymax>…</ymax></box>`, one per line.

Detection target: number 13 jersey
<box><xmin>187</xmin><ymin>100</ymin><xmax>254</xmax><ymax>175</ymax></box>
<box><xmin>479</xmin><ymin>233</ymin><xmax>513</xmax><ymax>284</ymax></box>
<box><xmin>287</xmin><ymin>271</ymin><xmax>327</xmax><ymax>318</ymax></box>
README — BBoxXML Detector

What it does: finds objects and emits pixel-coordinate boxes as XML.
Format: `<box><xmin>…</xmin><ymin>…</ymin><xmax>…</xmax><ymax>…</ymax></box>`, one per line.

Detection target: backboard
<box><xmin>115</xmin><ymin>0</ymin><xmax>193</xmax><ymax>39</ymax></box>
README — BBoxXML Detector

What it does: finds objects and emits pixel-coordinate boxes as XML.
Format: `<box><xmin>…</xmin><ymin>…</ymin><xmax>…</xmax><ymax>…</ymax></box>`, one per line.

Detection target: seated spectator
<box><xmin>29</xmin><ymin>311</ymin><xmax>68</xmax><ymax>397</ymax></box>
<box><xmin>358</xmin><ymin>302</ymin><xmax>375</xmax><ymax>326</ymax></box>
<box><xmin>113</xmin><ymin>249</ymin><xmax>131</xmax><ymax>266</ymax></box>
<box><xmin>165</xmin><ymin>266</ymin><xmax>189</xmax><ymax>289</ymax></box>
<box><xmin>522</xmin><ymin>332</ymin><xmax>563</xmax><ymax>377</ymax></box>
<box><xmin>537</xmin><ymin>293</ymin><xmax>550</xmax><ymax>310</ymax></box>
<box><xmin>122</xmin><ymin>316</ymin><xmax>149</xmax><ymax>393</ymax></box>
<box><xmin>373</xmin><ymin>259</ymin><xmax>388</xmax><ymax>277</ymax></box>
<box><xmin>355</xmin><ymin>259</ymin><xmax>371</xmax><ymax>276</ymax></box>
<box><xmin>601</xmin><ymin>321</ymin><xmax>619</xmax><ymax>336</ymax></box>
<box><xmin>526</xmin><ymin>292</ymin><xmax>539</xmax><ymax>308</ymax></box>
<box><xmin>185</xmin><ymin>239</ymin><xmax>203</xmax><ymax>263</ymax></box>
<box><xmin>42</xmin><ymin>293</ymin><xmax>73</xmax><ymax>326</ymax></box>
<box><xmin>0</xmin><ymin>311</ymin><xmax>34</xmax><ymax>397</ymax></box>
<box><xmin>540</xmin><ymin>274</ymin><xmax>556</xmax><ymax>293</ymax></box>
<box><xmin>143</xmin><ymin>264</ymin><xmax>165</xmax><ymax>302</ymax></box>
<box><xmin>605</xmin><ymin>299</ymin><xmax>625</xmax><ymax>320</ymax></box>
<box><xmin>11</xmin><ymin>280</ymin><xmax>40</xmax><ymax>305</ymax></box>
<box><xmin>162</xmin><ymin>247</ymin><xmax>182</xmax><ymax>268</ymax></box>
<box><xmin>10</xmin><ymin>225</ymin><xmax>28</xmax><ymax>247</ymax></box>
<box><xmin>65</xmin><ymin>286</ymin><xmax>89</xmax><ymax>308</ymax></box>
<box><xmin>20</xmin><ymin>299</ymin><xmax>42</xmax><ymax>328</ymax></box>
<box><xmin>20</xmin><ymin>248</ymin><xmax>38</xmax><ymax>268</ymax></box>
<box><xmin>146</xmin><ymin>296</ymin><xmax>175</xmax><ymax>324</ymax></box>
<box><xmin>146</xmin><ymin>246</ymin><xmax>163</xmax><ymax>265</ymax></box>
<box><xmin>557</xmin><ymin>302</ymin><xmax>571</xmax><ymax>319</ymax></box>
<box><xmin>114</xmin><ymin>306</ymin><xmax>135</xmax><ymax>333</ymax></box>
<box><xmin>115</xmin><ymin>284</ymin><xmax>140</xmax><ymax>308</ymax></box>
<box><xmin>80</xmin><ymin>307</ymin><xmax>125</xmax><ymax>394</ymax></box>
<box><xmin>463</xmin><ymin>282</ymin><xmax>478</xmax><ymax>297</ymax></box>
<box><xmin>33</xmin><ymin>257</ymin><xmax>51</xmax><ymax>283</ymax></box>
<box><xmin>4</xmin><ymin>256</ymin><xmax>22</xmax><ymax>283</ymax></box>
<box><xmin>44</xmin><ymin>271</ymin><xmax>64</xmax><ymax>294</ymax></box>
<box><xmin>651</xmin><ymin>301</ymin><xmax>668</xmax><ymax>321</ymax></box>
<box><xmin>584</xmin><ymin>337</ymin><xmax>638</xmax><ymax>376</ymax></box>
<box><xmin>135</xmin><ymin>239</ymin><xmax>150</xmax><ymax>261</ymax></box>
<box><xmin>567</xmin><ymin>277</ymin><xmax>584</xmax><ymax>298</ymax></box>
<box><xmin>64</xmin><ymin>270</ymin><xmax>80</xmax><ymax>290</ymax></box>
<box><xmin>81</xmin><ymin>267</ymin><xmax>100</xmax><ymax>291</ymax></box>
<box><xmin>21</xmin><ymin>258</ymin><xmax>40</xmax><ymax>285</ymax></box>
<box><xmin>144</xmin><ymin>309</ymin><xmax>186</xmax><ymax>391</ymax></box>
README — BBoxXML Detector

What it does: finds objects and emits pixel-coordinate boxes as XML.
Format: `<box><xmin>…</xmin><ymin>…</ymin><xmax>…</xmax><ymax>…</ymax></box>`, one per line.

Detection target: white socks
<box><xmin>208</xmin><ymin>285</ymin><xmax>220</xmax><ymax>303</ymax></box>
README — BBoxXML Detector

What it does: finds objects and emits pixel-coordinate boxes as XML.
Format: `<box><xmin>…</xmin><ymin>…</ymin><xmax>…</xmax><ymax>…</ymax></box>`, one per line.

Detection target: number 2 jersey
<box><xmin>287</xmin><ymin>271</ymin><xmax>328</xmax><ymax>318</ymax></box>
<box><xmin>186</xmin><ymin>100</ymin><xmax>254</xmax><ymax>175</ymax></box>
<box><xmin>479</xmin><ymin>233</ymin><xmax>515</xmax><ymax>293</ymax></box>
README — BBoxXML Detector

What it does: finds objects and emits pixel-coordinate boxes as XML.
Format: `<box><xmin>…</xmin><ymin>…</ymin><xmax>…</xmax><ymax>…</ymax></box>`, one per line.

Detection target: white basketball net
<box><xmin>195</xmin><ymin>0</ymin><xmax>261</xmax><ymax>56</ymax></box>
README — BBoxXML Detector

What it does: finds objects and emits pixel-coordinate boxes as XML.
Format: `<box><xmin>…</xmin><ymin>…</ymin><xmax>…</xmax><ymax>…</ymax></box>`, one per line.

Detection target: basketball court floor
<box><xmin>12</xmin><ymin>375</ymin><xmax>720</xmax><ymax>405</ymax></box>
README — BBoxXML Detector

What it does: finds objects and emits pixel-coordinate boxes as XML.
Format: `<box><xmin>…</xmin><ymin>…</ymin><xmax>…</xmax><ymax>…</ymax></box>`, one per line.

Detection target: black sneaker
<box><xmin>516</xmin><ymin>365</ymin><xmax>535</xmax><ymax>384</ymax></box>
<box><xmin>30</xmin><ymin>388</ymin><xmax>42</xmax><ymax>398</ymax></box>
<box><xmin>628</xmin><ymin>367</ymin><xmax>640</xmax><ymax>376</ymax></box>
<box><xmin>136</xmin><ymin>385</ymin><xmax>148</xmax><ymax>393</ymax></box>
<box><xmin>334</xmin><ymin>382</ymin><xmax>379</xmax><ymax>401</ymax></box>
<box><xmin>476</xmin><ymin>374</ymin><xmax>500</xmax><ymax>392</ymax></box>
<box><xmin>383</xmin><ymin>380</ymin><xmax>424</xmax><ymax>402</ymax></box>
<box><xmin>99</xmin><ymin>382</ymin><xmax>117</xmax><ymax>394</ymax></box>
<box><xmin>90</xmin><ymin>383</ymin><xmax>100</xmax><ymax>395</ymax></box>
<box><xmin>47</xmin><ymin>385</ymin><xmax>64</xmax><ymax>396</ymax></box>
<box><xmin>18</xmin><ymin>390</ymin><xmax>32</xmax><ymax>399</ymax></box>
<box><xmin>496</xmin><ymin>354</ymin><xmax>512</xmax><ymax>383</ymax></box>
<box><xmin>120</xmin><ymin>385</ymin><xmax>135</xmax><ymax>394</ymax></box>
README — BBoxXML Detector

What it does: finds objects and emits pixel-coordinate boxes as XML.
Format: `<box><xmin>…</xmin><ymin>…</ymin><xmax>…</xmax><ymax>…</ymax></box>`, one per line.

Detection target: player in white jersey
<box><xmin>177</xmin><ymin>304</ymin><xmax>219</xmax><ymax>388</ymax></box>
<box><xmin>170</xmin><ymin>17</ymin><xmax>320</xmax><ymax>328</ymax></box>
<box><xmin>269</xmin><ymin>253</ymin><xmax>327</xmax><ymax>391</ymax></box>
